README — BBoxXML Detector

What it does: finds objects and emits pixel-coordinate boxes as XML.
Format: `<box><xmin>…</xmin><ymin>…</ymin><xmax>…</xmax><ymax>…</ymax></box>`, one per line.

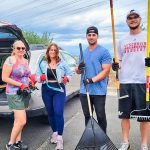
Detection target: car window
<box><xmin>60</xmin><ymin>51</ymin><xmax>77</xmax><ymax>68</ymax></box>
<box><xmin>33</xmin><ymin>51</ymin><xmax>76</xmax><ymax>73</ymax></box>
<box><xmin>29</xmin><ymin>44</ymin><xmax>46</xmax><ymax>51</ymax></box>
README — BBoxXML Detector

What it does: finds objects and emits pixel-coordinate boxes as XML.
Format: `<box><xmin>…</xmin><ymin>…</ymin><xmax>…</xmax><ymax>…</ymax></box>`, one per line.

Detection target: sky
<box><xmin>0</xmin><ymin>0</ymin><xmax>148</xmax><ymax>56</ymax></box>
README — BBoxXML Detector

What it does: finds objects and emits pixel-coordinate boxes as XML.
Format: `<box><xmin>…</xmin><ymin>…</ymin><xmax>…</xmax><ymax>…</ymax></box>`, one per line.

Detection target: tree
<box><xmin>23</xmin><ymin>31</ymin><xmax>53</xmax><ymax>45</ymax></box>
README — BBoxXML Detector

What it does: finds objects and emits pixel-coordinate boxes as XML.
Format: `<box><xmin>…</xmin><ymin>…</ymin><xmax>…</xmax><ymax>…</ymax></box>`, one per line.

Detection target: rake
<box><xmin>75</xmin><ymin>43</ymin><xmax>118</xmax><ymax>150</ymax></box>
<box><xmin>130</xmin><ymin>0</ymin><xmax>150</xmax><ymax>121</ymax></box>
<box><xmin>110</xmin><ymin>0</ymin><xmax>129</xmax><ymax>100</ymax></box>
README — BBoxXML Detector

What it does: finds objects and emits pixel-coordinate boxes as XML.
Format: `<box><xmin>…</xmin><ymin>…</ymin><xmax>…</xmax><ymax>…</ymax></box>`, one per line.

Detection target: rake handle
<box><xmin>146</xmin><ymin>0</ymin><xmax>150</xmax><ymax>105</ymax></box>
<box><xmin>79</xmin><ymin>43</ymin><xmax>93</xmax><ymax>117</ymax></box>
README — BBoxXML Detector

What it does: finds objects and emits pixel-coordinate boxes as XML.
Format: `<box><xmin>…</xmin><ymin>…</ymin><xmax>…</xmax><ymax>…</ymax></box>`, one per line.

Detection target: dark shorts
<box><xmin>7</xmin><ymin>94</ymin><xmax>31</xmax><ymax>110</ymax></box>
<box><xmin>118</xmin><ymin>84</ymin><xmax>146</xmax><ymax>120</ymax></box>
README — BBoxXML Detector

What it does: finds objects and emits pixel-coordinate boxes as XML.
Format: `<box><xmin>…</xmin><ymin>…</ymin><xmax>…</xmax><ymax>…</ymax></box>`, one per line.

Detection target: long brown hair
<box><xmin>45</xmin><ymin>43</ymin><xmax>61</xmax><ymax>64</ymax></box>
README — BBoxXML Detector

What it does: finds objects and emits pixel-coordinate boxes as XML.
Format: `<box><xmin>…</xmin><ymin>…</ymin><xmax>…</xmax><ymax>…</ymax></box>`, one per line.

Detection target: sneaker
<box><xmin>141</xmin><ymin>146</ymin><xmax>148</xmax><ymax>150</ymax></box>
<box><xmin>119</xmin><ymin>142</ymin><xmax>131</xmax><ymax>150</ymax></box>
<box><xmin>6</xmin><ymin>144</ymin><xmax>18</xmax><ymax>150</ymax></box>
<box><xmin>14</xmin><ymin>141</ymin><xmax>28</xmax><ymax>150</ymax></box>
<box><xmin>50</xmin><ymin>132</ymin><xmax>58</xmax><ymax>144</ymax></box>
<box><xmin>55</xmin><ymin>137</ymin><xmax>63</xmax><ymax>150</ymax></box>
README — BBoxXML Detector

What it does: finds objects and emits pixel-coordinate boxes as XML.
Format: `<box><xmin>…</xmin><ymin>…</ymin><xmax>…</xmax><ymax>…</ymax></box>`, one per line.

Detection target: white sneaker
<box><xmin>119</xmin><ymin>142</ymin><xmax>131</xmax><ymax>150</ymax></box>
<box><xmin>50</xmin><ymin>132</ymin><xmax>58</xmax><ymax>144</ymax></box>
<box><xmin>55</xmin><ymin>136</ymin><xmax>63</xmax><ymax>150</ymax></box>
<box><xmin>141</xmin><ymin>146</ymin><xmax>148</xmax><ymax>150</ymax></box>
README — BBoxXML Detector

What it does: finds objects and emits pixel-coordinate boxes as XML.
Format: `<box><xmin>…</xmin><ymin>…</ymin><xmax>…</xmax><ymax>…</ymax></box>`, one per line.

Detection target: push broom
<box><xmin>75</xmin><ymin>43</ymin><xmax>118</xmax><ymax>150</ymax></box>
<box><xmin>130</xmin><ymin>0</ymin><xmax>150</xmax><ymax>121</ymax></box>
<box><xmin>110</xmin><ymin>0</ymin><xmax>129</xmax><ymax>100</ymax></box>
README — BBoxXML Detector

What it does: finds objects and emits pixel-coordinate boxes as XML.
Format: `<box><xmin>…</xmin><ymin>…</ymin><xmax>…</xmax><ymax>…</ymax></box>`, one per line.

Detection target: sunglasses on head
<box><xmin>16</xmin><ymin>47</ymin><xmax>26</xmax><ymax>51</ymax></box>
<box><xmin>127</xmin><ymin>15</ymin><xmax>139</xmax><ymax>20</ymax></box>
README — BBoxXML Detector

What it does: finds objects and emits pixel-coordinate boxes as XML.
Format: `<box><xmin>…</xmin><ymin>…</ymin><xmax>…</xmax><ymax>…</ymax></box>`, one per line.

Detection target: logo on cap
<box><xmin>86</xmin><ymin>26</ymin><xmax>98</xmax><ymax>35</ymax></box>
<box><xmin>126</xmin><ymin>9</ymin><xmax>140</xmax><ymax>18</ymax></box>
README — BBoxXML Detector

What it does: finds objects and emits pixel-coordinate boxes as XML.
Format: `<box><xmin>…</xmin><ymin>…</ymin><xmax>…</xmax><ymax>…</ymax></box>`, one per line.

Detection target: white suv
<box><xmin>0</xmin><ymin>21</ymin><xmax>79</xmax><ymax>117</ymax></box>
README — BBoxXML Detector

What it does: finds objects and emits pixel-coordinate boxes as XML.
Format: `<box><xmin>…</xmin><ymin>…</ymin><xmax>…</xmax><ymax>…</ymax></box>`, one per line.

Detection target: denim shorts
<box><xmin>6</xmin><ymin>94</ymin><xmax>31</xmax><ymax>110</ymax></box>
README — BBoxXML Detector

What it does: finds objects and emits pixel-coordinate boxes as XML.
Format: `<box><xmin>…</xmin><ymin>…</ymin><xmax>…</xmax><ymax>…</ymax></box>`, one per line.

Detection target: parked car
<box><xmin>0</xmin><ymin>21</ymin><xmax>79</xmax><ymax>117</ymax></box>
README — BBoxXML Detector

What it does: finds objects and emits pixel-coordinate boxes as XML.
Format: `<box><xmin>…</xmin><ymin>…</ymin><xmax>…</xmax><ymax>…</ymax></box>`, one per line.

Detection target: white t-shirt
<box><xmin>117</xmin><ymin>31</ymin><xmax>146</xmax><ymax>83</ymax></box>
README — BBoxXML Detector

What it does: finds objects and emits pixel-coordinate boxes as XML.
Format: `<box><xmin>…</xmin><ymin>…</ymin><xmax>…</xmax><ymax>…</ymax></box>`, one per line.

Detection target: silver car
<box><xmin>0</xmin><ymin>22</ymin><xmax>79</xmax><ymax>117</ymax></box>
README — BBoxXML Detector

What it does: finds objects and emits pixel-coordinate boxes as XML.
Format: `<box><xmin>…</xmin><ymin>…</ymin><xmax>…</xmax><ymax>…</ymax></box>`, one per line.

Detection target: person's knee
<box><xmin>13</xmin><ymin>110</ymin><xmax>27</xmax><ymax>127</ymax></box>
<box><xmin>14</xmin><ymin>118</ymin><xmax>26</xmax><ymax>127</ymax></box>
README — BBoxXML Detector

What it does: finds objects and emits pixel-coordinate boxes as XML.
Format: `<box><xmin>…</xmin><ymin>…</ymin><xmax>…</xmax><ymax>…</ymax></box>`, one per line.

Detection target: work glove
<box><xmin>29</xmin><ymin>81</ymin><xmax>38</xmax><ymax>90</ymax></box>
<box><xmin>29</xmin><ymin>74</ymin><xmax>37</xmax><ymax>84</ymax></box>
<box><xmin>17</xmin><ymin>84</ymin><xmax>31</xmax><ymax>96</ymax></box>
<box><xmin>40</xmin><ymin>74</ymin><xmax>46</xmax><ymax>82</ymax></box>
<box><xmin>62</xmin><ymin>76</ymin><xmax>69</xmax><ymax>84</ymax></box>
<box><xmin>29</xmin><ymin>74</ymin><xmax>37</xmax><ymax>90</ymax></box>
<box><xmin>112</xmin><ymin>62</ymin><xmax>119</xmax><ymax>71</ymax></box>
<box><xmin>78</xmin><ymin>62</ymin><xmax>85</xmax><ymax>73</ymax></box>
<box><xmin>20</xmin><ymin>84</ymin><xmax>29</xmax><ymax>91</ymax></box>
<box><xmin>83</xmin><ymin>78</ymin><xmax>93</xmax><ymax>85</ymax></box>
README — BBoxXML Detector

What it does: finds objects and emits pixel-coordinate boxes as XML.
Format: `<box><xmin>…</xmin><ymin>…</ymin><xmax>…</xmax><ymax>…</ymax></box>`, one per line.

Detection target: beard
<box><xmin>88</xmin><ymin>40</ymin><xmax>97</xmax><ymax>46</ymax></box>
<box><xmin>129</xmin><ymin>24</ymin><xmax>140</xmax><ymax>30</ymax></box>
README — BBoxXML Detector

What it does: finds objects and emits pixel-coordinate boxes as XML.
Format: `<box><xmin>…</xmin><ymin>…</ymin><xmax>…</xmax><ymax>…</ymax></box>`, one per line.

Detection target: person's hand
<box><xmin>20</xmin><ymin>84</ymin><xmax>29</xmax><ymax>91</ymax></box>
<box><xmin>83</xmin><ymin>78</ymin><xmax>93</xmax><ymax>85</ymax></box>
<box><xmin>29</xmin><ymin>74</ymin><xmax>37</xmax><ymax>84</ymax></box>
<box><xmin>78</xmin><ymin>62</ymin><xmax>85</xmax><ymax>73</ymax></box>
<box><xmin>29</xmin><ymin>81</ymin><xmax>37</xmax><ymax>90</ymax></box>
<box><xmin>18</xmin><ymin>84</ymin><xmax>30</xmax><ymax>96</ymax></box>
<box><xmin>112</xmin><ymin>62</ymin><xmax>119</xmax><ymax>71</ymax></box>
<box><xmin>62</xmin><ymin>76</ymin><xmax>69</xmax><ymax>84</ymax></box>
<box><xmin>40</xmin><ymin>74</ymin><xmax>46</xmax><ymax>82</ymax></box>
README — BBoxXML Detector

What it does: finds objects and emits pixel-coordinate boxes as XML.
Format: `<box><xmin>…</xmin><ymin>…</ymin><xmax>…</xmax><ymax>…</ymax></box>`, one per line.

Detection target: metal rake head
<box><xmin>75</xmin><ymin>141</ymin><xmax>117</xmax><ymax>150</ymax></box>
<box><xmin>130</xmin><ymin>108</ymin><xmax>150</xmax><ymax>121</ymax></box>
<box><xmin>75</xmin><ymin>118</ymin><xmax>118</xmax><ymax>150</ymax></box>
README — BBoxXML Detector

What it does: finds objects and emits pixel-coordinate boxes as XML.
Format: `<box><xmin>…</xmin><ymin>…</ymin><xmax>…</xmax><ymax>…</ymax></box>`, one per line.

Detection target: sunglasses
<box><xmin>127</xmin><ymin>15</ymin><xmax>139</xmax><ymax>20</ymax></box>
<box><xmin>16</xmin><ymin>47</ymin><xmax>26</xmax><ymax>51</ymax></box>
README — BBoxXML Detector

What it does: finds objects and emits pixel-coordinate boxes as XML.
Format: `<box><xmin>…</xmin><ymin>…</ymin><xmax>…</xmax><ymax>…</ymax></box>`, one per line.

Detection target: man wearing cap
<box><xmin>112</xmin><ymin>10</ymin><xmax>149</xmax><ymax>150</ymax></box>
<box><xmin>76</xmin><ymin>26</ymin><xmax>112</xmax><ymax>133</ymax></box>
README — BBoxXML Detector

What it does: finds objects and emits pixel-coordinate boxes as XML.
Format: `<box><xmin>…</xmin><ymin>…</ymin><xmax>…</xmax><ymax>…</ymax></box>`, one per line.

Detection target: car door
<box><xmin>59</xmin><ymin>50</ymin><xmax>80</xmax><ymax>98</ymax></box>
<box><xmin>0</xmin><ymin>22</ymin><xmax>30</xmax><ymax>114</ymax></box>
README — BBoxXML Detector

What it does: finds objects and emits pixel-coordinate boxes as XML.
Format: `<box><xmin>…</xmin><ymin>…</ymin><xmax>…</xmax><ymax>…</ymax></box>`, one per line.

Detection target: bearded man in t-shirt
<box><xmin>112</xmin><ymin>10</ymin><xmax>150</xmax><ymax>150</ymax></box>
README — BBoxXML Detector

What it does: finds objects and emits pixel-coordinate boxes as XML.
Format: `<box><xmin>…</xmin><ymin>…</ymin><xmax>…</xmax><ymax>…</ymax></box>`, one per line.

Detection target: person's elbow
<box><xmin>2</xmin><ymin>75</ymin><xmax>8</xmax><ymax>83</ymax></box>
<box><xmin>103</xmin><ymin>64</ymin><xmax>111</xmax><ymax>76</ymax></box>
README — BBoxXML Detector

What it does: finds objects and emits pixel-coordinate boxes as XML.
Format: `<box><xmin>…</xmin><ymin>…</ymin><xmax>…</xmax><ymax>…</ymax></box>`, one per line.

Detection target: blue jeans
<box><xmin>42</xmin><ymin>83</ymin><xmax>66</xmax><ymax>135</ymax></box>
<box><xmin>79</xmin><ymin>94</ymin><xmax>107</xmax><ymax>133</ymax></box>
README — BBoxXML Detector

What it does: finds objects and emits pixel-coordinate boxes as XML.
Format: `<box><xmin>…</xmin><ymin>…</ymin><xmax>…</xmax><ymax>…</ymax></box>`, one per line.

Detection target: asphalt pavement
<box><xmin>0</xmin><ymin>88</ymin><xmax>150</xmax><ymax>150</ymax></box>
<box><xmin>37</xmin><ymin>87</ymin><xmax>150</xmax><ymax>150</ymax></box>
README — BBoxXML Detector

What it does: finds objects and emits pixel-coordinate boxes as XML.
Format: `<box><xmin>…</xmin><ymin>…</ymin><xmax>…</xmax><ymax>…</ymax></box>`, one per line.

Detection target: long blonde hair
<box><xmin>45</xmin><ymin>43</ymin><xmax>61</xmax><ymax>64</ymax></box>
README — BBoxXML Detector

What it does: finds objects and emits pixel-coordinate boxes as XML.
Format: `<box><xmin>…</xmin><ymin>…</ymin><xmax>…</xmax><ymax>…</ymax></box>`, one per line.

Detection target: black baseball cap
<box><xmin>86</xmin><ymin>26</ymin><xmax>98</xmax><ymax>35</ymax></box>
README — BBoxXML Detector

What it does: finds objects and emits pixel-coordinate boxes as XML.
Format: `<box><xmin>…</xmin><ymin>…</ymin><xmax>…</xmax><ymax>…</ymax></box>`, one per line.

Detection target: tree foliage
<box><xmin>23</xmin><ymin>31</ymin><xmax>53</xmax><ymax>45</ymax></box>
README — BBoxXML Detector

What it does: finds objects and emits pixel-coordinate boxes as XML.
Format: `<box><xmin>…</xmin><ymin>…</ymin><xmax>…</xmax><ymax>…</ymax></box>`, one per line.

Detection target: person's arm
<box><xmin>92</xmin><ymin>64</ymin><xmax>111</xmax><ymax>82</ymax></box>
<box><xmin>2</xmin><ymin>57</ymin><xmax>22</xmax><ymax>86</ymax></box>
<box><xmin>2</xmin><ymin>64</ymin><xmax>22</xmax><ymax>87</ymax></box>
<box><xmin>35</xmin><ymin>60</ymin><xmax>47</xmax><ymax>83</ymax></box>
<box><xmin>63</xmin><ymin>61</ymin><xmax>73</xmax><ymax>82</ymax></box>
